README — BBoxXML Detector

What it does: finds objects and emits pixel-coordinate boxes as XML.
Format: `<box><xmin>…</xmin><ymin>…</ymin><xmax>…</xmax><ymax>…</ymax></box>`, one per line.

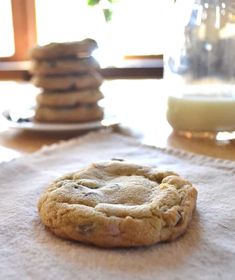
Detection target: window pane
<box><xmin>35</xmin><ymin>0</ymin><xmax>105</xmax><ymax>44</ymax></box>
<box><xmin>35</xmin><ymin>0</ymin><xmax>172</xmax><ymax>66</ymax></box>
<box><xmin>0</xmin><ymin>0</ymin><xmax>15</xmax><ymax>57</ymax></box>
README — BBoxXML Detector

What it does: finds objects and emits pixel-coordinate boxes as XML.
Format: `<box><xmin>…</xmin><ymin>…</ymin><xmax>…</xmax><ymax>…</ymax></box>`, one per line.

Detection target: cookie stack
<box><xmin>29</xmin><ymin>38</ymin><xmax>104</xmax><ymax>123</ymax></box>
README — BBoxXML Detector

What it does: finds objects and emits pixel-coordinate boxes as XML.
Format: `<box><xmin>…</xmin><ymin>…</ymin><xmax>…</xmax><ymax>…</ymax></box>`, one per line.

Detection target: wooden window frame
<box><xmin>0</xmin><ymin>0</ymin><xmax>36</xmax><ymax>62</ymax></box>
<box><xmin>0</xmin><ymin>0</ymin><xmax>36</xmax><ymax>80</ymax></box>
<box><xmin>0</xmin><ymin>0</ymin><xmax>163</xmax><ymax>80</ymax></box>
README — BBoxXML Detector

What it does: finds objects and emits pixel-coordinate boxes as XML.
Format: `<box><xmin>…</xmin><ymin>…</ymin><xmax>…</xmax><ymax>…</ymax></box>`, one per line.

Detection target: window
<box><xmin>35</xmin><ymin>0</ymin><xmax>171</xmax><ymax>67</ymax></box>
<box><xmin>0</xmin><ymin>0</ymin><xmax>173</xmax><ymax>79</ymax></box>
<box><xmin>0</xmin><ymin>0</ymin><xmax>36</xmax><ymax>80</ymax></box>
<box><xmin>0</xmin><ymin>0</ymin><xmax>14</xmax><ymax>58</ymax></box>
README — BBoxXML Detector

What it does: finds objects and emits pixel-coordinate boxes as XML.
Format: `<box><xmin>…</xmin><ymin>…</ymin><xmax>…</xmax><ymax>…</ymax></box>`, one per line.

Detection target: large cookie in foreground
<box><xmin>38</xmin><ymin>161</ymin><xmax>197</xmax><ymax>247</ymax></box>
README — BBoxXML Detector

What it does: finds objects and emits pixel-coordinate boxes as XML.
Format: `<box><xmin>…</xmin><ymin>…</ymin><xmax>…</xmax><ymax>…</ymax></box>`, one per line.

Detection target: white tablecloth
<box><xmin>0</xmin><ymin>129</ymin><xmax>235</xmax><ymax>280</ymax></box>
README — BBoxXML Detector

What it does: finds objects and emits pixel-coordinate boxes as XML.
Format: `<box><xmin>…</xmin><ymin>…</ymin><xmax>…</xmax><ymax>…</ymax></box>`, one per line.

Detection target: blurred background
<box><xmin>0</xmin><ymin>0</ymin><xmax>174</xmax><ymax>80</ymax></box>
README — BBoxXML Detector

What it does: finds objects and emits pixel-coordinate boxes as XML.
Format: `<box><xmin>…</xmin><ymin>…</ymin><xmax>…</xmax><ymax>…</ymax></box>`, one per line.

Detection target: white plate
<box><xmin>1</xmin><ymin>109</ymin><xmax>119</xmax><ymax>132</ymax></box>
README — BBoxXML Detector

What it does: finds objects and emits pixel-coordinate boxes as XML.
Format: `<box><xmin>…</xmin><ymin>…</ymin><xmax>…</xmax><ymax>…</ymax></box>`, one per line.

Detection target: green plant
<box><xmin>87</xmin><ymin>0</ymin><xmax>119</xmax><ymax>22</ymax></box>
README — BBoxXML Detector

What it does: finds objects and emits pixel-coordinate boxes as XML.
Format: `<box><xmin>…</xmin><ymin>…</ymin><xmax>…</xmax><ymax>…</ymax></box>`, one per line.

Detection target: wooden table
<box><xmin>0</xmin><ymin>79</ymin><xmax>235</xmax><ymax>162</ymax></box>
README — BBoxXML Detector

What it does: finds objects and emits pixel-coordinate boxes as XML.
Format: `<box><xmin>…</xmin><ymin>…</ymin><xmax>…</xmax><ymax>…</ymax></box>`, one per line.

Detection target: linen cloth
<box><xmin>0</xmin><ymin>129</ymin><xmax>235</xmax><ymax>280</ymax></box>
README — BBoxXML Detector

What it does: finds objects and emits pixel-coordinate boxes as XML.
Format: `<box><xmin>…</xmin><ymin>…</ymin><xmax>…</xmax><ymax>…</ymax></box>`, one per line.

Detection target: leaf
<box><xmin>87</xmin><ymin>0</ymin><xmax>101</xmax><ymax>6</ymax></box>
<box><xmin>103</xmin><ymin>8</ymin><xmax>113</xmax><ymax>22</ymax></box>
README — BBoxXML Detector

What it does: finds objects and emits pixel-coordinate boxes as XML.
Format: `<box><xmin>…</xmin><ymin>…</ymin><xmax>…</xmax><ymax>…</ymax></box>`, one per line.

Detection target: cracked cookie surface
<box><xmin>38</xmin><ymin>161</ymin><xmax>197</xmax><ymax>247</ymax></box>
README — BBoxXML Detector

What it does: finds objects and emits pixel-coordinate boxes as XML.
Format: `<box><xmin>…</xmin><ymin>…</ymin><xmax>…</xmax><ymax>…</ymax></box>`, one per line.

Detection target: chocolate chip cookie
<box><xmin>29</xmin><ymin>38</ymin><xmax>97</xmax><ymax>59</ymax></box>
<box><xmin>32</xmin><ymin>72</ymin><xmax>103</xmax><ymax>91</ymax></box>
<box><xmin>38</xmin><ymin>161</ymin><xmax>197</xmax><ymax>247</ymax></box>
<box><xmin>36</xmin><ymin>89</ymin><xmax>103</xmax><ymax>107</ymax></box>
<box><xmin>30</xmin><ymin>57</ymin><xmax>100</xmax><ymax>75</ymax></box>
<box><xmin>34</xmin><ymin>104</ymin><xmax>103</xmax><ymax>123</ymax></box>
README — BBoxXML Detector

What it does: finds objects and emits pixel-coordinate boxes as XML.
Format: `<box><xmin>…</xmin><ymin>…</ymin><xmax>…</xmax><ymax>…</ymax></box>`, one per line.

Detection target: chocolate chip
<box><xmin>84</xmin><ymin>192</ymin><xmax>100</xmax><ymax>200</ymax></box>
<box><xmin>84</xmin><ymin>192</ymin><xmax>94</xmax><ymax>197</ymax></box>
<box><xmin>111</xmin><ymin>158</ymin><xmax>124</xmax><ymax>162</ymax></box>
<box><xmin>69</xmin><ymin>83</ymin><xmax>77</xmax><ymax>90</ymax></box>
<box><xmin>48</xmin><ymin>60</ymin><xmax>57</xmax><ymax>67</ymax></box>
<box><xmin>69</xmin><ymin>183</ymin><xmax>84</xmax><ymax>190</ymax></box>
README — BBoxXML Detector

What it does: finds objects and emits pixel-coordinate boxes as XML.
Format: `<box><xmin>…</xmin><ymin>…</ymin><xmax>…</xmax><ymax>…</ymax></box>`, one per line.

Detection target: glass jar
<box><xmin>164</xmin><ymin>0</ymin><xmax>235</xmax><ymax>139</ymax></box>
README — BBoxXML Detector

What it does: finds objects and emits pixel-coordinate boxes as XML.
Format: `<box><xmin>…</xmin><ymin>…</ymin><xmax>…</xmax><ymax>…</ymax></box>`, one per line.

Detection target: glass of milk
<box><xmin>167</xmin><ymin>83</ymin><xmax>235</xmax><ymax>139</ymax></box>
<box><xmin>164</xmin><ymin>0</ymin><xmax>235</xmax><ymax>139</ymax></box>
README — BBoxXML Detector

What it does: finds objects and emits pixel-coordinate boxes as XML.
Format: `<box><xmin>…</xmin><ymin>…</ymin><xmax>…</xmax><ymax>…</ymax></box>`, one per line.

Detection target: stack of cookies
<box><xmin>29</xmin><ymin>38</ymin><xmax>104</xmax><ymax>123</ymax></box>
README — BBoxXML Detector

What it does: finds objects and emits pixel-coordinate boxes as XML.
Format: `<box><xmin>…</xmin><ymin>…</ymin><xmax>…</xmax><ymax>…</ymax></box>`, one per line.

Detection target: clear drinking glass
<box><xmin>165</xmin><ymin>0</ymin><xmax>235</xmax><ymax>139</ymax></box>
